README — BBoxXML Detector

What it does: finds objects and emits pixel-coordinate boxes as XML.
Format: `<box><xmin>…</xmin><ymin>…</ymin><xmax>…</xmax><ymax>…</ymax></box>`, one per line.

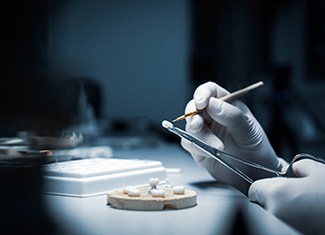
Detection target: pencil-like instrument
<box><xmin>172</xmin><ymin>81</ymin><xmax>264</xmax><ymax>122</ymax></box>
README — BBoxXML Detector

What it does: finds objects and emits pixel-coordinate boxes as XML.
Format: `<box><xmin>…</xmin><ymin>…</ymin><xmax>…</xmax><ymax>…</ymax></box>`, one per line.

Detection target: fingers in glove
<box><xmin>193</xmin><ymin>82</ymin><xmax>229</xmax><ymax>110</ymax></box>
<box><xmin>292</xmin><ymin>158</ymin><xmax>325</xmax><ymax>177</ymax></box>
<box><xmin>207</xmin><ymin>98</ymin><xmax>263</xmax><ymax>148</ymax></box>
<box><xmin>181</xmin><ymin>124</ymin><xmax>224</xmax><ymax>164</ymax></box>
<box><xmin>184</xmin><ymin>100</ymin><xmax>205</xmax><ymax>133</ymax></box>
<box><xmin>248</xmin><ymin>177</ymin><xmax>294</xmax><ymax>213</ymax></box>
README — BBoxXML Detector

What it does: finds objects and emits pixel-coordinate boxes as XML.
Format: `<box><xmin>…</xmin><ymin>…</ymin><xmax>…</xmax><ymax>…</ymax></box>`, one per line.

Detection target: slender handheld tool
<box><xmin>172</xmin><ymin>81</ymin><xmax>264</xmax><ymax>122</ymax></box>
<box><xmin>162</xmin><ymin>120</ymin><xmax>325</xmax><ymax>184</ymax></box>
<box><xmin>162</xmin><ymin>120</ymin><xmax>277</xmax><ymax>184</ymax></box>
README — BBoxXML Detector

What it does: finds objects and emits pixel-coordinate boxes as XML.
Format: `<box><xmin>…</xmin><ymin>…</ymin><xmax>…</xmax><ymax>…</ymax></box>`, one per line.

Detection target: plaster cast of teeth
<box><xmin>172</xmin><ymin>185</ymin><xmax>185</xmax><ymax>194</ymax></box>
<box><xmin>162</xmin><ymin>120</ymin><xmax>173</xmax><ymax>129</ymax></box>
<box><xmin>123</xmin><ymin>186</ymin><xmax>135</xmax><ymax>194</ymax></box>
<box><xmin>149</xmin><ymin>177</ymin><xmax>159</xmax><ymax>187</ymax></box>
<box><xmin>128</xmin><ymin>188</ymin><xmax>141</xmax><ymax>197</ymax></box>
<box><xmin>151</xmin><ymin>189</ymin><xmax>165</xmax><ymax>197</ymax></box>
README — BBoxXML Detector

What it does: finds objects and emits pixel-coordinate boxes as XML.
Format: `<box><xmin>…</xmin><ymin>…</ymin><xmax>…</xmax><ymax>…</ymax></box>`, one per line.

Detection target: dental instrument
<box><xmin>162</xmin><ymin>120</ymin><xmax>325</xmax><ymax>184</ymax></box>
<box><xmin>172</xmin><ymin>81</ymin><xmax>264</xmax><ymax>122</ymax></box>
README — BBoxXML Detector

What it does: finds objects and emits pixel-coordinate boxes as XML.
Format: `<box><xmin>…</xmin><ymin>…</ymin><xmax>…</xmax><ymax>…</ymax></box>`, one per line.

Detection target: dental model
<box><xmin>149</xmin><ymin>177</ymin><xmax>159</xmax><ymax>187</ymax></box>
<box><xmin>162</xmin><ymin>120</ymin><xmax>173</xmax><ymax>129</ymax></box>
<box><xmin>127</xmin><ymin>188</ymin><xmax>141</xmax><ymax>197</ymax></box>
<box><xmin>123</xmin><ymin>186</ymin><xmax>135</xmax><ymax>194</ymax></box>
<box><xmin>150</xmin><ymin>189</ymin><xmax>166</xmax><ymax>197</ymax></box>
<box><xmin>107</xmin><ymin>177</ymin><xmax>197</xmax><ymax>211</ymax></box>
<box><xmin>172</xmin><ymin>185</ymin><xmax>185</xmax><ymax>194</ymax></box>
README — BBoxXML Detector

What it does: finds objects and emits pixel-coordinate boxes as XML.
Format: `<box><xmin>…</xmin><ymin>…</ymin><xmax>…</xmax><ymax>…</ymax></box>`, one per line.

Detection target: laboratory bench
<box><xmin>42</xmin><ymin>143</ymin><xmax>302</xmax><ymax>235</ymax></box>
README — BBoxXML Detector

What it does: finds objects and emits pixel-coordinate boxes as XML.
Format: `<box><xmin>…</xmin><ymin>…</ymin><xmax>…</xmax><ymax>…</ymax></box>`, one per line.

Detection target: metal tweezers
<box><xmin>167</xmin><ymin>125</ymin><xmax>325</xmax><ymax>185</ymax></box>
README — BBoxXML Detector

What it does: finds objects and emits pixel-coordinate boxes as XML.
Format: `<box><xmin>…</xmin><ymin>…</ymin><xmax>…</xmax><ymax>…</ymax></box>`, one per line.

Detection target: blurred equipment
<box><xmin>42</xmin><ymin>158</ymin><xmax>167</xmax><ymax>197</ymax></box>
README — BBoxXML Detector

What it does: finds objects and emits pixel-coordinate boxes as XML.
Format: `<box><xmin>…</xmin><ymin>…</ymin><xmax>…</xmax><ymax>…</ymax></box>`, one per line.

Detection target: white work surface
<box><xmin>44</xmin><ymin>143</ymin><xmax>302</xmax><ymax>235</ymax></box>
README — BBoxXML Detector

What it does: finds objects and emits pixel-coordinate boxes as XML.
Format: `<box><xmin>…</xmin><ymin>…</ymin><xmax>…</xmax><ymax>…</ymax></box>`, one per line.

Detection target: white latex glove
<box><xmin>249</xmin><ymin>159</ymin><xmax>325</xmax><ymax>235</ymax></box>
<box><xmin>181</xmin><ymin>82</ymin><xmax>281</xmax><ymax>194</ymax></box>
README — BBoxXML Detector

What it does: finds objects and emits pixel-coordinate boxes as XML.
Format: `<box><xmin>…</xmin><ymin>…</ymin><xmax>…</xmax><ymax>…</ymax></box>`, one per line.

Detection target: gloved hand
<box><xmin>249</xmin><ymin>159</ymin><xmax>325</xmax><ymax>235</ymax></box>
<box><xmin>181</xmin><ymin>82</ymin><xmax>281</xmax><ymax>194</ymax></box>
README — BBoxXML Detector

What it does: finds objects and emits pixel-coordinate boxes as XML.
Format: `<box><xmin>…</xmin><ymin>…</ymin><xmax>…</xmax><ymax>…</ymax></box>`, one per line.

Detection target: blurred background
<box><xmin>1</xmin><ymin>0</ymin><xmax>325</xmax><ymax>158</ymax></box>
